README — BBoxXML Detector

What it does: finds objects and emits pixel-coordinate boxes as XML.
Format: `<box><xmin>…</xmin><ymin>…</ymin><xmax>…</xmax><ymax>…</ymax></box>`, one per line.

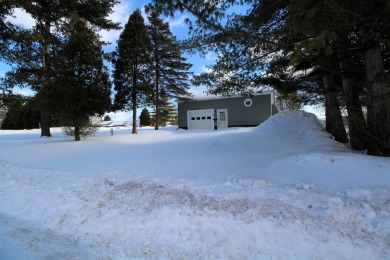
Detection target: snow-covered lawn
<box><xmin>0</xmin><ymin>110</ymin><xmax>389</xmax><ymax>259</ymax></box>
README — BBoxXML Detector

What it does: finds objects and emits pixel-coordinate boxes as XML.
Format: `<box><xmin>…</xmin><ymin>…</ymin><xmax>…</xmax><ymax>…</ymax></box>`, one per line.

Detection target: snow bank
<box><xmin>252</xmin><ymin>110</ymin><xmax>342</xmax><ymax>152</ymax></box>
<box><xmin>253</xmin><ymin>109</ymin><xmax>323</xmax><ymax>135</ymax></box>
<box><xmin>0</xmin><ymin>110</ymin><xmax>389</xmax><ymax>258</ymax></box>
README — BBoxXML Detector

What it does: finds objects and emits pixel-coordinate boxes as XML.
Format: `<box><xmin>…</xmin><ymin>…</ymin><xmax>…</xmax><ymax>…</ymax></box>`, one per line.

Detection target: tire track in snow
<box><xmin>0</xmin><ymin>160</ymin><xmax>389</xmax><ymax>258</ymax></box>
<box><xmin>92</xmin><ymin>177</ymin><xmax>390</xmax><ymax>257</ymax></box>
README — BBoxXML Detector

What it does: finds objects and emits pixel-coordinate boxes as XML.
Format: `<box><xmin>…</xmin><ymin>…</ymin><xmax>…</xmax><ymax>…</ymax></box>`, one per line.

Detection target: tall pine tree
<box><xmin>152</xmin><ymin>0</ymin><xmax>390</xmax><ymax>156</ymax></box>
<box><xmin>147</xmin><ymin>10</ymin><xmax>191</xmax><ymax>130</ymax></box>
<box><xmin>285</xmin><ymin>0</ymin><xmax>368</xmax><ymax>150</ymax></box>
<box><xmin>4</xmin><ymin>0</ymin><xmax>119</xmax><ymax>137</ymax></box>
<box><xmin>0</xmin><ymin>0</ymin><xmax>16</xmax><ymax>58</ymax></box>
<box><xmin>42</xmin><ymin>14</ymin><xmax>111</xmax><ymax>141</ymax></box>
<box><xmin>113</xmin><ymin>10</ymin><xmax>152</xmax><ymax>134</ymax></box>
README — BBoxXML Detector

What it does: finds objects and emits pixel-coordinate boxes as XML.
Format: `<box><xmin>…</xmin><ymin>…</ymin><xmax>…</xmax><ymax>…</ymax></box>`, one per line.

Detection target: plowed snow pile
<box><xmin>1</xmin><ymin>110</ymin><xmax>389</xmax><ymax>259</ymax></box>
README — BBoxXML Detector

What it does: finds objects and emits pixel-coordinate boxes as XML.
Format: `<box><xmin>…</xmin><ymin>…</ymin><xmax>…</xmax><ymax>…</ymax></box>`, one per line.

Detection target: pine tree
<box><xmin>147</xmin><ymin>10</ymin><xmax>191</xmax><ymax>130</ymax></box>
<box><xmin>0</xmin><ymin>0</ymin><xmax>16</xmax><ymax>58</ymax></box>
<box><xmin>113</xmin><ymin>9</ymin><xmax>152</xmax><ymax>134</ymax></box>
<box><xmin>285</xmin><ymin>0</ymin><xmax>367</xmax><ymax>149</ymax></box>
<box><xmin>1</xmin><ymin>95</ymin><xmax>24</xmax><ymax>130</ymax></box>
<box><xmin>43</xmin><ymin>14</ymin><xmax>111</xmax><ymax>141</ymax></box>
<box><xmin>157</xmin><ymin>92</ymin><xmax>178</xmax><ymax>126</ymax></box>
<box><xmin>356</xmin><ymin>0</ymin><xmax>390</xmax><ymax>156</ymax></box>
<box><xmin>1</xmin><ymin>95</ymin><xmax>40</xmax><ymax>130</ymax></box>
<box><xmin>139</xmin><ymin>108</ymin><xmax>152</xmax><ymax>127</ymax></box>
<box><xmin>153</xmin><ymin>0</ymin><xmax>390</xmax><ymax>156</ymax></box>
<box><xmin>4</xmin><ymin>0</ymin><xmax>119</xmax><ymax>137</ymax></box>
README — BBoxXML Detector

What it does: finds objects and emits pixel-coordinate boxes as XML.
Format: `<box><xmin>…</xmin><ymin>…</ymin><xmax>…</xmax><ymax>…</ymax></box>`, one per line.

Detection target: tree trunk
<box><xmin>74</xmin><ymin>126</ymin><xmax>81</xmax><ymax>141</ymax></box>
<box><xmin>364</xmin><ymin>47</ymin><xmax>390</xmax><ymax>156</ymax></box>
<box><xmin>322</xmin><ymin>72</ymin><xmax>349</xmax><ymax>143</ymax></box>
<box><xmin>360</xmin><ymin>28</ymin><xmax>390</xmax><ymax>156</ymax></box>
<box><xmin>337</xmin><ymin>47</ymin><xmax>368</xmax><ymax>150</ymax></box>
<box><xmin>132</xmin><ymin>71</ymin><xmax>137</xmax><ymax>134</ymax></box>
<box><xmin>155</xmin><ymin>55</ymin><xmax>160</xmax><ymax>130</ymax></box>
<box><xmin>132</xmin><ymin>93</ymin><xmax>137</xmax><ymax>134</ymax></box>
<box><xmin>40</xmin><ymin>19</ymin><xmax>52</xmax><ymax>137</ymax></box>
<box><xmin>40</xmin><ymin>110</ymin><xmax>51</xmax><ymax>137</ymax></box>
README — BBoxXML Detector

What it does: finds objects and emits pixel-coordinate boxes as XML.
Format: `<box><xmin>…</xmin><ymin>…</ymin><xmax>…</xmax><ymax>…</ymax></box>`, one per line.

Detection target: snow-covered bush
<box><xmin>61</xmin><ymin>116</ymin><xmax>100</xmax><ymax>140</ymax></box>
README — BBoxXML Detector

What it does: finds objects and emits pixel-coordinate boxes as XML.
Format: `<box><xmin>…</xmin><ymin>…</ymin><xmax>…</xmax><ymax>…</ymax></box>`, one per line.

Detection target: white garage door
<box><xmin>187</xmin><ymin>109</ymin><xmax>214</xmax><ymax>130</ymax></box>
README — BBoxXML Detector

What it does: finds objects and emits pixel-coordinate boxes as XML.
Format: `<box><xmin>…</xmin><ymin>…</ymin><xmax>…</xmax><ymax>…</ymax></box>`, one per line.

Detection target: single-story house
<box><xmin>98</xmin><ymin>120</ymin><xmax>132</xmax><ymax>127</ymax></box>
<box><xmin>99</xmin><ymin>120</ymin><xmax>114</xmax><ymax>127</ymax></box>
<box><xmin>178</xmin><ymin>92</ymin><xmax>274</xmax><ymax>130</ymax></box>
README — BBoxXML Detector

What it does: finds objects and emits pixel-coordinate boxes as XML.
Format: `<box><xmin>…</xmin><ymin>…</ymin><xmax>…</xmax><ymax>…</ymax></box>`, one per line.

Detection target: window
<box><xmin>196</xmin><ymin>117</ymin><xmax>200</xmax><ymax>120</ymax></box>
<box><xmin>191</xmin><ymin>117</ymin><xmax>195</xmax><ymax>120</ymax></box>
<box><xmin>207</xmin><ymin>116</ymin><xmax>211</xmax><ymax>120</ymax></box>
<box><xmin>219</xmin><ymin>111</ymin><xmax>226</xmax><ymax>121</ymax></box>
<box><xmin>244</xmin><ymin>98</ymin><xmax>253</xmax><ymax>107</ymax></box>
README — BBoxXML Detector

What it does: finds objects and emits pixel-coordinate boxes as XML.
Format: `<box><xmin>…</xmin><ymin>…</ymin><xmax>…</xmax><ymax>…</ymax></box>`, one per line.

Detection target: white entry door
<box><xmin>217</xmin><ymin>109</ymin><xmax>228</xmax><ymax>129</ymax></box>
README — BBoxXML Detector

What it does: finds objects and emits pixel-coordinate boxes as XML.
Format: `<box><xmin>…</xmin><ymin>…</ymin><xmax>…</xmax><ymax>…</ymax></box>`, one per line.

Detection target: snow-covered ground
<box><xmin>0</xmin><ymin>110</ymin><xmax>389</xmax><ymax>259</ymax></box>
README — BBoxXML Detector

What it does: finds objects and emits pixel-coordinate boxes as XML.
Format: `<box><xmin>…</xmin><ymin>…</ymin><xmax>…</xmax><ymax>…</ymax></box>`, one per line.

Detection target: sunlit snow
<box><xmin>0</xmin><ymin>110</ymin><xmax>389</xmax><ymax>259</ymax></box>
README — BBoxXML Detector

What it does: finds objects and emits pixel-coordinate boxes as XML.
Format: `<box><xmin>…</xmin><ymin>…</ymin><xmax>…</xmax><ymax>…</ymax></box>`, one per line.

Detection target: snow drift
<box><xmin>0</xmin><ymin>110</ymin><xmax>389</xmax><ymax>259</ymax></box>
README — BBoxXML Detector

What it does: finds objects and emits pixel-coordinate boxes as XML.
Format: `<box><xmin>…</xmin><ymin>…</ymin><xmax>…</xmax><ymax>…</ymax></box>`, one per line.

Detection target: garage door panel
<box><xmin>187</xmin><ymin>109</ymin><xmax>214</xmax><ymax>130</ymax></box>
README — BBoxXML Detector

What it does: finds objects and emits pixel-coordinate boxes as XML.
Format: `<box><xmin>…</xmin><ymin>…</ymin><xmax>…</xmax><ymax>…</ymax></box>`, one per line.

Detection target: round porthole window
<box><xmin>244</xmin><ymin>98</ymin><xmax>253</xmax><ymax>107</ymax></box>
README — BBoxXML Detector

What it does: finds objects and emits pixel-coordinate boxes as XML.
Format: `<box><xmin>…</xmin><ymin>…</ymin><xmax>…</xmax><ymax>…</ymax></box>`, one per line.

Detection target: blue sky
<box><xmin>1</xmin><ymin>0</ymin><xmax>215</xmax><ymax>74</ymax></box>
<box><xmin>1</xmin><ymin>1</ymin><xmax>325</xmax><ymax>120</ymax></box>
<box><xmin>1</xmin><ymin>0</ymin><xmax>216</xmax><ymax>120</ymax></box>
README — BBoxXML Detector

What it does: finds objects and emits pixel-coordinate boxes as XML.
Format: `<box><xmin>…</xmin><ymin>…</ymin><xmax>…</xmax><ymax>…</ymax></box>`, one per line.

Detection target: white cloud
<box><xmin>165</xmin><ymin>15</ymin><xmax>188</xmax><ymax>28</ymax></box>
<box><xmin>99</xmin><ymin>29</ymin><xmax>120</xmax><ymax>46</ymax></box>
<box><xmin>4</xmin><ymin>4</ymin><xmax>131</xmax><ymax>45</ymax></box>
<box><xmin>99</xmin><ymin>1</ymin><xmax>134</xmax><ymax>45</ymax></box>
<box><xmin>107</xmin><ymin>111</ymin><xmax>132</xmax><ymax>121</ymax></box>
<box><xmin>205</xmin><ymin>52</ymin><xmax>217</xmax><ymax>61</ymax></box>
<box><xmin>199</xmin><ymin>65</ymin><xmax>212</xmax><ymax>74</ymax></box>
<box><xmin>109</xmin><ymin>1</ymin><xmax>134</xmax><ymax>25</ymax></box>
<box><xmin>188</xmin><ymin>86</ymin><xmax>209</xmax><ymax>98</ymax></box>
<box><xmin>140</xmin><ymin>6</ymin><xmax>148</xmax><ymax>22</ymax></box>
<box><xmin>12</xmin><ymin>87</ymin><xmax>35</xmax><ymax>97</ymax></box>
<box><xmin>5</xmin><ymin>8</ymin><xmax>35</xmax><ymax>29</ymax></box>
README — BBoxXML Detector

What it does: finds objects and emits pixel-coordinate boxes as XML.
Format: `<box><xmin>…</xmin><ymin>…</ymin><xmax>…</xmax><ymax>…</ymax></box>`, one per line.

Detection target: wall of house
<box><xmin>178</xmin><ymin>93</ymin><xmax>272</xmax><ymax>129</ymax></box>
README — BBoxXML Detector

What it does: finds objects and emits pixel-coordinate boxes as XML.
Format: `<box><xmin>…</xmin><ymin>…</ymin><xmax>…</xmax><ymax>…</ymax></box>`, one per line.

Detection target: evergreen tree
<box><xmin>355</xmin><ymin>0</ymin><xmax>390</xmax><ymax>156</ymax></box>
<box><xmin>20</xmin><ymin>97</ymin><xmax>40</xmax><ymax>129</ymax></box>
<box><xmin>1</xmin><ymin>95</ymin><xmax>24</xmax><ymax>130</ymax></box>
<box><xmin>103</xmin><ymin>115</ymin><xmax>112</xmax><ymax>121</ymax></box>
<box><xmin>139</xmin><ymin>108</ymin><xmax>151</xmax><ymax>127</ymax></box>
<box><xmin>0</xmin><ymin>75</ymin><xmax>15</xmax><ymax>109</ymax></box>
<box><xmin>157</xmin><ymin>92</ymin><xmax>178</xmax><ymax>126</ymax></box>
<box><xmin>146</xmin><ymin>10</ymin><xmax>192</xmax><ymax>130</ymax></box>
<box><xmin>0</xmin><ymin>0</ymin><xmax>16</xmax><ymax>59</ymax></box>
<box><xmin>4</xmin><ymin>0</ymin><xmax>119</xmax><ymax>137</ymax></box>
<box><xmin>1</xmin><ymin>95</ymin><xmax>40</xmax><ymax>130</ymax></box>
<box><xmin>113</xmin><ymin>9</ymin><xmax>152</xmax><ymax>134</ymax></box>
<box><xmin>152</xmin><ymin>0</ymin><xmax>390</xmax><ymax>156</ymax></box>
<box><xmin>42</xmin><ymin>14</ymin><xmax>111</xmax><ymax>141</ymax></box>
<box><xmin>285</xmin><ymin>0</ymin><xmax>368</xmax><ymax>150</ymax></box>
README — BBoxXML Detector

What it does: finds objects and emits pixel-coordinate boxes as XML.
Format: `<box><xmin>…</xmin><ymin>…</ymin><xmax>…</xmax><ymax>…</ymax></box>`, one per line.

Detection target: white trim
<box><xmin>244</xmin><ymin>98</ymin><xmax>253</xmax><ymax>107</ymax></box>
<box><xmin>270</xmin><ymin>92</ymin><xmax>274</xmax><ymax>116</ymax></box>
<box><xmin>178</xmin><ymin>91</ymin><xmax>274</xmax><ymax>103</ymax></box>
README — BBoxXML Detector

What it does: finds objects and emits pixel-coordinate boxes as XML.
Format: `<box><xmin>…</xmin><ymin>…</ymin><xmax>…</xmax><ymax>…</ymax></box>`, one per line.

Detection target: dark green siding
<box><xmin>178</xmin><ymin>94</ymin><xmax>272</xmax><ymax>129</ymax></box>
